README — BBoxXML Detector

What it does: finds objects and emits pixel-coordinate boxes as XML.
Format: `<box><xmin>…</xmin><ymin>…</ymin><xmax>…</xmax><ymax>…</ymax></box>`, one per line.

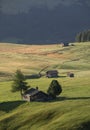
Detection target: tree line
<box><xmin>75</xmin><ymin>30</ymin><xmax>90</xmax><ymax>42</ymax></box>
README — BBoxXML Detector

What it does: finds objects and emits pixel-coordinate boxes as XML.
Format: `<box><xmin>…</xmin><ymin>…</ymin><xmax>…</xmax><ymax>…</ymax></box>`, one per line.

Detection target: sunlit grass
<box><xmin>0</xmin><ymin>42</ymin><xmax>90</xmax><ymax>130</ymax></box>
<box><xmin>0</xmin><ymin>42</ymin><xmax>90</xmax><ymax>81</ymax></box>
<box><xmin>0</xmin><ymin>76</ymin><xmax>90</xmax><ymax>130</ymax></box>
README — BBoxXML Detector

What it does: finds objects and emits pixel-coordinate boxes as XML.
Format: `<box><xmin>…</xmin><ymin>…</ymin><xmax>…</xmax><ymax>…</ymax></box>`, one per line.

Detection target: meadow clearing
<box><xmin>0</xmin><ymin>42</ymin><xmax>90</xmax><ymax>130</ymax></box>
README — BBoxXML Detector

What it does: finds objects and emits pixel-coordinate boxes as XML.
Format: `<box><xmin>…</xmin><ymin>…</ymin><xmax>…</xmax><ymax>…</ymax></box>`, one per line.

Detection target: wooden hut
<box><xmin>46</xmin><ymin>70</ymin><xmax>58</xmax><ymax>78</ymax></box>
<box><xmin>23</xmin><ymin>88</ymin><xmax>51</xmax><ymax>102</ymax></box>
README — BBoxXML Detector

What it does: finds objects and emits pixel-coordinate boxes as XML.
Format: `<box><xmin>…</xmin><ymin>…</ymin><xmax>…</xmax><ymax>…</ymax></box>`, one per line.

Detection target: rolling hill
<box><xmin>0</xmin><ymin>42</ymin><xmax>90</xmax><ymax>130</ymax></box>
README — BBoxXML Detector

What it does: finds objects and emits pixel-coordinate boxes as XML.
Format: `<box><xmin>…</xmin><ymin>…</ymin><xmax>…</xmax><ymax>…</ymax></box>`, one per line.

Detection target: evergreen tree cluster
<box><xmin>75</xmin><ymin>30</ymin><xmax>90</xmax><ymax>42</ymax></box>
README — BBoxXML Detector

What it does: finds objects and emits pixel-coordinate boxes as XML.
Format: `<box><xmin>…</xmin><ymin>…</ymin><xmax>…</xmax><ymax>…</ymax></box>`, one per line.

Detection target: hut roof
<box><xmin>24</xmin><ymin>88</ymin><xmax>38</xmax><ymax>95</ymax></box>
<box><xmin>32</xmin><ymin>91</ymin><xmax>48</xmax><ymax>97</ymax></box>
<box><xmin>23</xmin><ymin>88</ymin><xmax>52</xmax><ymax>102</ymax></box>
<box><xmin>46</xmin><ymin>70</ymin><xmax>58</xmax><ymax>74</ymax></box>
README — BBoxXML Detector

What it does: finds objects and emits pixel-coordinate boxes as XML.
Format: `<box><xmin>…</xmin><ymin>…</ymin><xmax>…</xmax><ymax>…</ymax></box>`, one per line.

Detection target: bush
<box><xmin>47</xmin><ymin>80</ymin><xmax>62</xmax><ymax>98</ymax></box>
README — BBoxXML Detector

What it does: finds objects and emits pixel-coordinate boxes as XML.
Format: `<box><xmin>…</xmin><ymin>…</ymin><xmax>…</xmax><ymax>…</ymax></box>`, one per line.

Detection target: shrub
<box><xmin>47</xmin><ymin>80</ymin><xmax>62</xmax><ymax>98</ymax></box>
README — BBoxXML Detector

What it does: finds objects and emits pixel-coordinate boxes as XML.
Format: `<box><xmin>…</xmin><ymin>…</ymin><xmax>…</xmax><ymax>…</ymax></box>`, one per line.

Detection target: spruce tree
<box><xmin>11</xmin><ymin>70</ymin><xmax>29</xmax><ymax>97</ymax></box>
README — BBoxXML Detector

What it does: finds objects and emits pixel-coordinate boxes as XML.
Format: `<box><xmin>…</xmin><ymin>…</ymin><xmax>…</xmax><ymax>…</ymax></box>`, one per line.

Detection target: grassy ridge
<box><xmin>0</xmin><ymin>76</ymin><xmax>90</xmax><ymax>130</ymax></box>
<box><xmin>0</xmin><ymin>42</ymin><xmax>90</xmax><ymax>130</ymax></box>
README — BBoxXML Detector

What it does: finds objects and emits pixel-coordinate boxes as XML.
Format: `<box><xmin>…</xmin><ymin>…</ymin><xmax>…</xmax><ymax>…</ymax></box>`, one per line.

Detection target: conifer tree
<box><xmin>11</xmin><ymin>70</ymin><xmax>29</xmax><ymax>97</ymax></box>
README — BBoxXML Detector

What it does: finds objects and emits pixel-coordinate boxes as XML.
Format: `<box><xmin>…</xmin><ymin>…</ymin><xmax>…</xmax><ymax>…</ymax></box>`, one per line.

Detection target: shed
<box><xmin>23</xmin><ymin>88</ymin><xmax>51</xmax><ymax>102</ymax></box>
<box><xmin>46</xmin><ymin>70</ymin><xmax>58</xmax><ymax>78</ymax></box>
<box><xmin>30</xmin><ymin>91</ymin><xmax>51</xmax><ymax>102</ymax></box>
<box><xmin>23</xmin><ymin>88</ymin><xmax>38</xmax><ymax>101</ymax></box>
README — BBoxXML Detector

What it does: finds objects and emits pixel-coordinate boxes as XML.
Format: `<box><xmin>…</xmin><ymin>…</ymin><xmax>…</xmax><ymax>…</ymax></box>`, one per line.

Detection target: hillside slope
<box><xmin>0</xmin><ymin>77</ymin><xmax>90</xmax><ymax>130</ymax></box>
<box><xmin>0</xmin><ymin>42</ymin><xmax>90</xmax><ymax>81</ymax></box>
<box><xmin>0</xmin><ymin>42</ymin><xmax>90</xmax><ymax>130</ymax></box>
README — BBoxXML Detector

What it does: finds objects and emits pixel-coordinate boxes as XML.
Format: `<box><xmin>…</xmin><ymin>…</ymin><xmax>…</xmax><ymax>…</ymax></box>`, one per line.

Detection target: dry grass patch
<box><xmin>0</xmin><ymin>42</ymin><xmax>90</xmax><ymax>81</ymax></box>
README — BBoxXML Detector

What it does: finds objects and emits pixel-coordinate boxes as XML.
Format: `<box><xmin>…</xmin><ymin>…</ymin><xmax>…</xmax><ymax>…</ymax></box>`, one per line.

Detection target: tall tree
<box><xmin>11</xmin><ymin>70</ymin><xmax>29</xmax><ymax>98</ymax></box>
<box><xmin>47</xmin><ymin>80</ymin><xmax>62</xmax><ymax>98</ymax></box>
<box><xmin>75</xmin><ymin>30</ymin><xmax>90</xmax><ymax>42</ymax></box>
<box><xmin>0</xmin><ymin>1</ymin><xmax>2</xmax><ymax>15</ymax></box>
<box><xmin>75</xmin><ymin>32</ymin><xmax>82</xmax><ymax>42</ymax></box>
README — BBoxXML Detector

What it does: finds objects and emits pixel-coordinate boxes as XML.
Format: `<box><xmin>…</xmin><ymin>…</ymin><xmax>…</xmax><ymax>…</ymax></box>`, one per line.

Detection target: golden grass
<box><xmin>0</xmin><ymin>42</ymin><xmax>90</xmax><ymax>81</ymax></box>
<box><xmin>0</xmin><ymin>42</ymin><xmax>90</xmax><ymax>130</ymax></box>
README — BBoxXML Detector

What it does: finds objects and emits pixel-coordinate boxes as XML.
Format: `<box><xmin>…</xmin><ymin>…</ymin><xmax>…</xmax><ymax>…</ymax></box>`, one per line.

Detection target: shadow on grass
<box><xmin>46</xmin><ymin>76</ymin><xmax>67</xmax><ymax>79</ymax></box>
<box><xmin>58</xmin><ymin>76</ymin><xmax>67</xmax><ymax>78</ymax></box>
<box><xmin>25</xmin><ymin>74</ymin><xmax>40</xmax><ymax>79</ymax></box>
<box><xmin>0</xmin><ymin>97</ymin><xmax>90</xmax><ymax>112</ymax></box>
<box><xmin>77</xmin><ymin>121</ymin><xmax>90</xmax><ymax>130</ymax></box>
<box><xmin>0</xmin><ymin>100</ymin><xmax>26</xmax><ymax>113</ymax></box>
<box><xmin>51</xmin><ymin>96</ymin><xmax>90</xmax><ymax>102</ymax></box>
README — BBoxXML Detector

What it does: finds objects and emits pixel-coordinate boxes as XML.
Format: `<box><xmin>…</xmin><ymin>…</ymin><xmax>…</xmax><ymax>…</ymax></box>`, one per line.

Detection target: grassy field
<box><xmin>0</xmin><ymin>42</ymin><xmax>90</xmax><ymax>81</ymax></box>
<box><xmin>0</xmin><ymin>42</ymin><xmax>90</xmax><ymax>130</ymax></box>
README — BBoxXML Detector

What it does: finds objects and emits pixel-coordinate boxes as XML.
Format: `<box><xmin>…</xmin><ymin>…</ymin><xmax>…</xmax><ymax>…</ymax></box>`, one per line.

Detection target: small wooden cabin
<box><xmin>23</xmin><ymin>88</ymin><xmax>51</xmax><ymax>102</ymax></box>
<box><xmin>46</xmin><ymin>70</ymin><xmax>58</xmax><ymax>78</ymax></box>
<box><xmin>23</xmin><ymin>88</ymin><xmax>38</xmax><ymax>101</ymax></box>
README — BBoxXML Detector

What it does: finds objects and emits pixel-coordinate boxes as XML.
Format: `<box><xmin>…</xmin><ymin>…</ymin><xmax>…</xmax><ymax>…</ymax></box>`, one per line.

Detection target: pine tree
<box><xmin>75</xmin><ymin>30</ymin><xmax>90</xmax><ymax>42</ymax></box>
<box><xmin>75</xmin><ymin>32</ymin><xmax>82</xmax><ymax>42</ymax></box>
<box><xmin>11</xmin><ymin>70</ymin><xmax>29</xmax><ymax>98</ymax></box>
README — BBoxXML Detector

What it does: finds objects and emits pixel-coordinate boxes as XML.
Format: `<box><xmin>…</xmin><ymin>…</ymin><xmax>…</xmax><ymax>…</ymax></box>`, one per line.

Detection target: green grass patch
<box><xmin>0</xmin><ymin>42</ymin><xmax>90</xmax><ymax>130</ymax></box>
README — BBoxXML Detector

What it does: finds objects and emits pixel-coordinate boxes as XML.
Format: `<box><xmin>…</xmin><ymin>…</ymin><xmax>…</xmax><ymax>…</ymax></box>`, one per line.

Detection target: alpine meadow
<box><xmin>0</xmin><ymin>42</ymin><xmax>90</xmax><ymax>130</ymax></box>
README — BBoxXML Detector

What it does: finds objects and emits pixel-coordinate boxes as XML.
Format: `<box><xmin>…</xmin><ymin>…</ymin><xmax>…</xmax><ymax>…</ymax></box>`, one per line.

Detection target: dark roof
<box><xmin>24</xmin><ymin>88</ymin><xmax>37</xmax><ymax>95</ymax></box>
<box><xmin>24</xmin><ymin>89</ymin><xmax>48</xmax><ymax>97</ymax></box>
<box><xmin>32</xmin><ymin>91</ymin><xmax>48</xmax><ymax>97</ymax></box>
<box><xmin>23</xmin><ymin>88</ymin><xmax>53</xmax><ymax>102</ymax></box>
<box><xmin>30</xmin><ymin>91</ymin><xmax>51</xmax><ymax>102</ymax></box>
<box><xmin>46</xmin><ymin>70</ymin><xmax>58</xmax><ymax>74</ymax></box>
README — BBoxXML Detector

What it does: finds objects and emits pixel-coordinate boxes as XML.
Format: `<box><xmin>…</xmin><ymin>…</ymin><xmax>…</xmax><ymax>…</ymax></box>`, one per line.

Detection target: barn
<box><xmin>23</xmin><ymin>87</ymin><xmax>51</xmax><ymax>102</ymax></box>
<box><xmin>46</xmin><ymin>70</ymin><xmax>58</xmax><ymax>78</ymax></box>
